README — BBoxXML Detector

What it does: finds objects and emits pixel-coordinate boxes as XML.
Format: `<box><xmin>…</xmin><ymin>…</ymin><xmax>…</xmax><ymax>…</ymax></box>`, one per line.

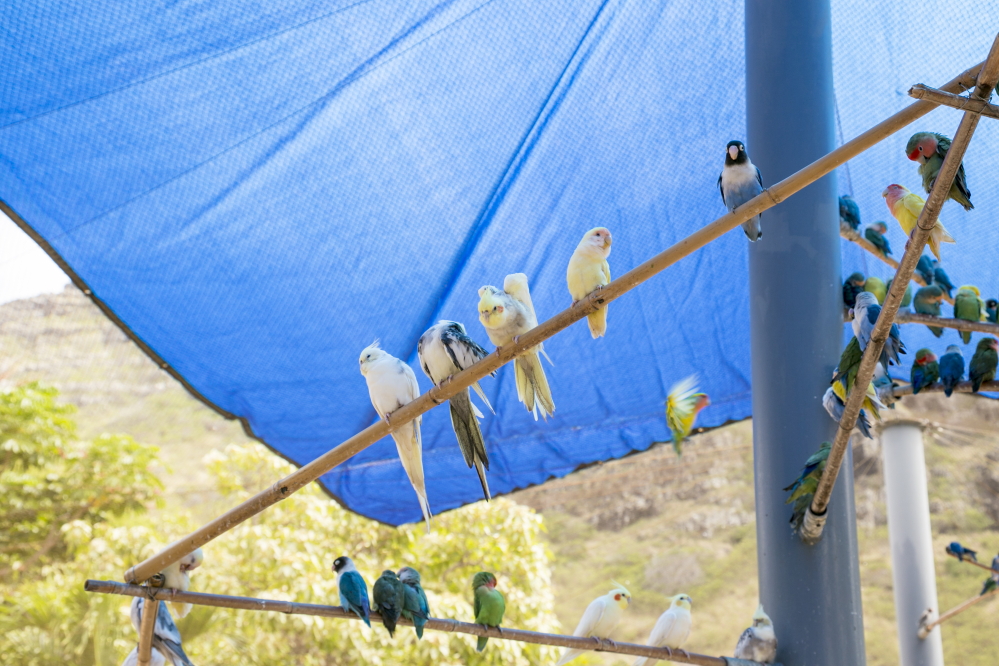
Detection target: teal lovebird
<box><xmin>843</xmin><ymin>272</ymin><xmax>867</xmax><ymax>309</ymax></box>
<box><xmin>784</xmin><ymin>442</ymin><xmax>831</xmax><ymax>534</ymax></box>
<box><xmin>373</xmin><ymin>569</ymin><xmax>405</xmax><ymax>637</ymax></box>
<box><xmin>864</xmin><ymin>276</ymin><xmax>887</xmax><ymax>305</ymax></box>
<box><xmin>969</xmin><ymin>337</ymin><xmax>998</xmax><ymax>393</ymax></box>
<box><xmin>914</xmin><ymin>285</ymin><xmax>946</xmax><ymax>337</ymax></box>
<box><xmin>932</xmin><ymin>259</ymin><xmax>955</xmax><ymax>298</ymax></box>
<box><xmin>911</xmin><ymin>348</ymin><xmax>940</xmax><ymax>394</ymax></box>
<box><xmin>906</xmin><ymin>132</ymin><xmax>973</xmax><ymax>210</ymax></box>
<box><xmin>916</xmin><ymin>255</ymin><xmax>935</xmax><ymax>285</ymax></box>
<box><xmin>839</xmin><ymin>194</ymin><xmax>861</xmax><ymax>231</ymax></box>
<box><xmin>333</xmin><ymin>556</ymin><xmax>371</xmax><ymax>627</ymax></box>
<box><xmin>719</xmin><ymin>140</ymin><xmax>764</xmax><ymax>241</ymax></box>
<box><xmin>472</xmin><ymin>572</ymin><xmax>506</xmax><ymax>651</ymax></box>
<box><xmin>954</xmin><ymin>286</ymin><xmax>986</xmax><ymax>344</ymax></box>
<box><xmin>939</xmin><ymin>345</ymin><xmax>965</xmax><ymax>397</ymax></box>
<box><xmin>864</xmin><ymin>221</ymin><xmax>892</xmax><ymax>256</ymax></box>
<box><xmin>398</xmin><ymin>566</ymin><xmax>430</xmax><ymax>639</ymax></box>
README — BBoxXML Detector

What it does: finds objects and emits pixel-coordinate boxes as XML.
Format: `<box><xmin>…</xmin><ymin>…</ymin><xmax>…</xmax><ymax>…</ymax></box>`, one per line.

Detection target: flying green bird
<box><xmin>784</xmin><ymin>442</ymin><xmax>831</xmax><ymax>534</ymax></box>
<box><xmin>372</xmin><ymin>570</ymin><xmax>406</xmax><ymax>637</ymax></box>
<box><xmin>864</xmin><ymin>222</ymin><xmax>892</xmax><ymax>257</ymax></box>
<box><xmin>906</xmin><ymin>132</ymin><xmax>973</xmax><ymax>210</ymax></box>
<box><xmin>911</xmin><ymin>349</ymin><xmax>940</xmax><ymax>395</ymax></box>
<box><xmin>864</xmin><ymin>276</ymin><xmax>887</xmax><ymax>305</ymax></box>
<box><xmin>472</xmin><ymin>572</ymin><xmax>506</xmax><ymax>652</ymax></box>
<box><xmin>954</xmin><ymin>286</ymin><xmax>986</xmax><ymax>344</ymax></box>
<box><xmin>665</xmin><ymin>375</ymin><xmax>710</xmax><ymax>457</ymax></box>
<box><xmin>398</xmin><ymin>567</ymin><xmax>430</xmax><ymax>639</ymax></box>
<box><xmin>913</xmin><ymin>285</ymin><xmax>945</xmax><ymax>337</ymax></box>
<box><xmin>969</xmin><ymin>337</ymin><xmax>998</xmax><ymax>393</ymax></box>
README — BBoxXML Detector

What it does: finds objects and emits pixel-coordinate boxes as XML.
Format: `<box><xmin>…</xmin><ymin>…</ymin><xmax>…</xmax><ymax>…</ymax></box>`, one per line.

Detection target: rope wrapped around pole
<box><xmin>122</xmin><ymin>58</ymin><xmax>987</xmax><ymax>585</ymax></box>
<box><xmin>85</xmin><ymin>580</ymin><xmax>778</xmax><ymax>666</ymax></box>
<box><xmin>800</xmin><ymin>32</ymin><xmax>999</xmax><ymax>545</ymax></box>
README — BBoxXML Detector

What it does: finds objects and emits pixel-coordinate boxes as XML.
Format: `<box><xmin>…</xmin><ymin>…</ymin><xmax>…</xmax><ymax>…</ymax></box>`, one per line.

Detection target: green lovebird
<box><xmin>954</xmin><ymin>286</ymin><xmax>986</xmax><ymax>344</ymax></box>
<box><xmin>914</xmin><ymin>285</ymin><xmax>945</xmax><ymax>337</ymax></box>
<box><xmin>833</xmin><ymin>337</ymin><xmax>862</xmax><ymax>393</ymax></box>
<box><xmin>864</xmin><ymin>276</ymin><xmax>887</xmax><ymax>305</ymax></box>
<box><xmin>373</xmin><ymin>570</ymin><xmax>406</xmax><ymax>637</ymax></box>
<box><xmin>472</xmin><ymin>571</ymin><xmax>506</xmax><ymax>652</ymax></box>
<box><xmin>969</xmin><ymin>337</ymin><xmax>999</xmax><ymax>393</ymax></box>
<box><xmin>906</xmin><ymin>132</ymin><xmax>973</xmax><ymax>210</ymax></box>
<box><xmin>864</xmin><ymin>222</ymin><xmax>892</xmax><ymax>257</ymax></box>
<box><xmin>398</xmin><ymin>567</ymin><xmax>430</xmax><ymax>639</ymax></box>
<box><xmin>784</xmin><ymin>442</ymin><xmax>831</xmax><ymax>534</ymax></box>
<box><xmin>911</xmin><ymin>348</ymin><xmax>940</xmax><ymax>395</ymax></box>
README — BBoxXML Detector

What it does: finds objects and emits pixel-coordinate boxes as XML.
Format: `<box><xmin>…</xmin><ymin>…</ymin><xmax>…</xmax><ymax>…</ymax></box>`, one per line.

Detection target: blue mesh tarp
<box><xmin>2</xmin><ymin>0</ymin><xmax>996</xmax><ymax>524</ymax></box>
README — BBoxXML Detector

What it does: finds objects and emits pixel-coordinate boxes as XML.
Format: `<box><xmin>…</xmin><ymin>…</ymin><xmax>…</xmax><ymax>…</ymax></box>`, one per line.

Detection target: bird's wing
<box><xmin>734</xmin><ymin>627</ymin><xmax>754</xmax><ymax>657</ymax></box>
<box><xmin>601</xmin><ymin>260</ymin><xmax>611</xmax><ymax>285</ymax></box>
<box><xmin>130</xmin><ymin>597</ymin><xmax>142</xmax><ymax>634</ymax></box>
<box><xmin>442</xmin><ymin>323</ymin><xmax>489</xmax><ymax>370</ymax></box>
<box><xmin>573</xmin><ymin>597</ymin><xmax>607</xmax><ymax>638</ymax></box>
<box><xmin>648</xmin><ymin>610</ymin><xmax>678</xmax><ymax>647</ymax></box>
<box><xmin>755</xmin><ymin>166</ymin><xmax>763</xmax><ymax>189</ymax></box>
<box><xmin>417</xmin><ymin>330</ymin><xmax>434</xmax><ymax>380</ymax></box>
<box><xmin>717</xmin><ymin>174</ymin><xmax>725</xmax><ymax>206</ymax></box>
<box><xmin>340</xmin><ymin>572</ymin><xmax>367</xmax><ymax>608</ymax></box>
<box><xmin>901</xmin><ymin>193</ymin><xmax>924</xmax><ymax>218</ymax></box>
<box><xmin>155</xmin><ymin>601</ymin><xmax>183</xmax><ymax>645</ymax></box>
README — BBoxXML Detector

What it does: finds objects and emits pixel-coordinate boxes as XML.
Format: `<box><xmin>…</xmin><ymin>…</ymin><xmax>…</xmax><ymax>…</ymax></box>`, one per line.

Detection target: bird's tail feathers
<box><xmin>515</xmin><ymin>352</ymin><xmax>555</xmax><ymax>419</ymax></box>
<box><xmin>742</xmin><ymin>215</ymin><xmax>762</xmax><ymax>242</ymax></box>
<box><xmin>556</xmin><ymin>648</ymin><xmax>581</xmax><ymax>666</ymax></box>
<box><xmin>961</xmin><ymin>330</ymin><xmax>971</xmax><ymax>344</ymax></box>
<box><xmin>474</xmin><ymin>459</ymin><xmax>491</xmax><ymax>501</ymax></box>
<box><xmin>857</xmin><ymin>410</ymin><xmax>873</xmax><ymax>439</ymax></box>
<box><xmin>158</xmin><ymin>640</ymin><xmax>194</xmax><ymax>666</ymax></box>
<box><xmin>587</xmin><ymin>305</ymin><xmax>608</xmax><ymax>338</ymax></box>
<box><xmin>448</xmin><ymin>392</ymin><xmax>491</xmax><ymax>501</ymax></box>
<box><xmin>477</xmin><ymin>636</ymin><xmax>489</xmax><ymax>652</ymax></box>
<box><xmin>470</xmin><ymin>381</ymin><xmax>495</xmax><ymax>414</ymax></box>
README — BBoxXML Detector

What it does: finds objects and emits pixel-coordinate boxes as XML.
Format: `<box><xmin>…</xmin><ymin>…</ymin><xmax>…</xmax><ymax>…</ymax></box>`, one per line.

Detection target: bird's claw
<box><xmin>678</xmin><ymin>648</ymin><xmax>690</xmax><ymax>660</ymax></box>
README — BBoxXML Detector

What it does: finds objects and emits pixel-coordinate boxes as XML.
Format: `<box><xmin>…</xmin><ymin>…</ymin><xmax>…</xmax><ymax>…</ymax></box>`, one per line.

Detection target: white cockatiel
<box><xmin>129</xmin><ymin>597</ymin><xmax>195</xmax><ymax>666</ymax></box>
<box><xmin>633</xmin><ymin>593</ymin><xmax>693</xmax><ymax>666</ymax></box>
<box><xmin>359</xmin><ymin>341</ymin><xmax>432</xmax><ymax>528</ymax></box>
<box><xmin>161</xmin><ymin>547</ymin><xmax>204</xmax><ymax>619</ymax></box>
<box><xmin>566</xmin><ymin>227</ymin><xmax>613</xmax><ymax>338</ymax></box>
<box><xmin>418</xmin><ymin>320</ymin><xmax>494</xmax><ymax>500</ymax></box>
<box><xmin>477</xmin><ymin>273</ymin><xmax>555</xmax><ymax>420</ymax></box>
<box><xmin>734</xmin><ymin>604</ymin><xmax>777</xmax><ymax>663</ymax></box>
<box><xmin>556</xmin><ymin>585</ymin><xmax>631</xmax><ymax>665</ymax></box>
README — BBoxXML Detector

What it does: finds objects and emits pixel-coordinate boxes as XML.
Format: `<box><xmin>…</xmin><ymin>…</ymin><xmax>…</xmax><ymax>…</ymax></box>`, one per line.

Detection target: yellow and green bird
<box><xmin>472</xmin><ymin>572</ymin><xmax>506</xmax><ymax>652</ymax></box>
<box><xmin>906</xmin><ymin>132</ymin><xmax>973</xmax><ymax>211</ymax></box>
<box><xmin>954</xmin><ymin>285</ymin><xmax>986</xmax><ymax>344</ymax></box>
<box><xmin>882</xmin><ymin>184</ymin><xmax>955</xmax><ymax>260</ymax></box>
<box><xmin>864</xmin><ymin>276</ymin><xmax>887</xmax><ymax>305</ymax></box>
<box><xmin>665</xmin><ymin>375</ymin><xmax>710</xmax><ymax>457</ymax></box>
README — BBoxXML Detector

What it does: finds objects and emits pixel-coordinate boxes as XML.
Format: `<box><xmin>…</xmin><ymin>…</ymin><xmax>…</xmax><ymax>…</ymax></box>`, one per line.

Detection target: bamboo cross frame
<box><xmin>123</xmin><ymin>58</ymin><xmax>989</xmax><ymax>584</ymax></box>
<box><xmin>908</xmin><ymin>84</ymin><xmax>999</xmax><ymax>121</ymax></box>
<box><xmin>85</xmin><ymin>580</ymin><xmax>777</xmax><ymax>666</ymax></box>
<box><xmin>917</xmin><ymin>586</ymin><xmax>999</xmax><ymax>639</ymax></box>
<box><xmin>799</xmin><ymin>33</ymin><xmax>999</xmax><ymax>545</ymax></box>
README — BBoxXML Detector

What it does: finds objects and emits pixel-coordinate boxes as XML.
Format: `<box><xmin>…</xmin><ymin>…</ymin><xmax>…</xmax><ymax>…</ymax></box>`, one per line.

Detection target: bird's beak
<box><xmin>881</xmin><ymin>188</ymin><xmax>889</xmax><ymax>197</ymax></box>
<box><xmin>728</xmin><ymin>146</ymin><xmax>739</xmax><ymax>160</ymax></box>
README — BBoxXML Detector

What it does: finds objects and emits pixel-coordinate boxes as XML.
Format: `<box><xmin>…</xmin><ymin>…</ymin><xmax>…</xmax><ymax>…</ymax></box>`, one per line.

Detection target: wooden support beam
<box><xmin>136</xmin><ymin>597</ymin><xmax>160</xmax><ymax>666</ymax></box>
<box><xmin>917</xmin><ymin>587</ymin><xmax>999</xmax><ymax>639</ymax></box>
<box><xmin>896</xmin><ymin>311</ymin><xmax>999</xmax><ymax>336</ymax></box>
<box><xmin>85</xmin><ymin>580</ymin><xmax>777</xmax><ymax>666</ymax></box>
<box><xmin>909</xmin><ymin>84</ymin><xmax>999</xmax><ymax>120</ymax></box>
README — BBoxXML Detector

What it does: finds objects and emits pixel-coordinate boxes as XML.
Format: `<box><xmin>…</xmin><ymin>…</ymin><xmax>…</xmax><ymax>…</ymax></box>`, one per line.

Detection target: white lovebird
<box><xmin>477</xmin><ymin>273</ymin><xmax>555</xmax><ymax>420</ymax></box>
<box><xmin>556</xmin><ymin>585</ymin><xmax>631</xmax><ymax>665</ymax></box>
<box><xmin>359</xmin><ymin>341</ymin><xmax>432</xmax><ymax>528</ymax></box>
<box><xmin>634</xmin><ymin>593</ymin><xmax>693</xmax><ymax>666</ymax></box>
<box><xmin>418</xmin><ymin>320</ymin><xmax>494</xmax><ymax>500</ymax></box>
<box><xmin>129</xmin><ymin>597</ymin><xmax>194</xmax><ymax>666</ymax></box>
<box><xmin>566</xmin><ymin>227</ymin><xmax>613</xmax><ymax>338</ymax></box>
<box><xmin>161</xmin><ymin>547</ymin><xmax>204</xmax><ymax>619</ymax></box>
<box><xmin>734</xmin><ymin>604</ymin><xmax>777</xmax><ymax>663</ymax></box>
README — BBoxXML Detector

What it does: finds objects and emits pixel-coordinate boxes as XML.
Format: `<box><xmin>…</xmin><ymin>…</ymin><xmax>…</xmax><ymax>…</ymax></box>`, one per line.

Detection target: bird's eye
<box><xmin>918</xmin><ymin>146</ymin><xmax>923</xmax><ymax>151</ymax></box>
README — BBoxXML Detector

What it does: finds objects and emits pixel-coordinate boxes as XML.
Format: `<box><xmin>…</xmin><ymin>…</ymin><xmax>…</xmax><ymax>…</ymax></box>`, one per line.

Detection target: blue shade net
<box><xmin>1</xmin><ymin>0</ymin><xmax>996</xmax><ymax>524</ymax></box>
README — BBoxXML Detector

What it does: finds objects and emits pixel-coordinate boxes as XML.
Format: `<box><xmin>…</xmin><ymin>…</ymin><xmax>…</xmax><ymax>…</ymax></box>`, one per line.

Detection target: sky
<box><xmin>0</xmin><ymin>212</ymin><xmax>70</xmax><ymax>305</ymax></box>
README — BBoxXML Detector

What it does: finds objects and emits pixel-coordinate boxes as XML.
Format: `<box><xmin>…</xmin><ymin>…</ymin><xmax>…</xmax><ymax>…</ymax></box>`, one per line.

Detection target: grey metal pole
<box><xmin>882</xmin><ymin>422</ymin><xmax>945</xmax><ymax>666</ymax></box>
<box><xmin>746</xmin><ymin>1</ymin><xmax>866</xmax><ymax>664</ymax></box>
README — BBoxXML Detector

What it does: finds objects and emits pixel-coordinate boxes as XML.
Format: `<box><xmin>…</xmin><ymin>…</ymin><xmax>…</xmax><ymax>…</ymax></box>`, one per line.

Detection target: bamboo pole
<box><xmin>895</xmin><ymin>311</ymin><xmax>999</xmax><ymax>336</ymax></box>
<box><xmin>908</xmin><ymin>84</ymin><xmax>999</xmax><ymax>121</ymax></box>
<box><xmin>891</xmin><ymin>379</ymin><xmax>999</xmax><ymax>398</ymax></box>
<box><xmin>839</xmin><ymin>227</ymin><xmax>930</xmax><ymax>287</ymax></box>
<box><xmin>945</xmin><ymin>550</ymin><xmax>999</xmax><ymax>573</ymax></box>
<box><xmin>917</xmin><ymin>587</ymin><xmax>999</xmax><ymax>639</ymax></box>
<box><xmin>122</xmin><ymin>59</ymin><xmax>987</xmax><ymax>586</ymax></box>
<box><xmin>85</xmin><ymin>580</ymin><xmax>776</xmax><ymax>666</ymax></box>
<box><xmin>136</xmin><ymin>597</ymin><xmax>160</xmax><ymax>666</ymax></box>
<box><xmin>800</xmin><ymin>34</ymin><xmax>999</xmax><ymax>545</ymax></box>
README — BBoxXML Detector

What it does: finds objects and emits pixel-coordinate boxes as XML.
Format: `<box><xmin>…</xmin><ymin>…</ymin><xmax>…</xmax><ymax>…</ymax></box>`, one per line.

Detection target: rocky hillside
<box><xmin>2</xmin><ymin>286</ymin><xmax>997</xmax><ymax>664</ymax></box>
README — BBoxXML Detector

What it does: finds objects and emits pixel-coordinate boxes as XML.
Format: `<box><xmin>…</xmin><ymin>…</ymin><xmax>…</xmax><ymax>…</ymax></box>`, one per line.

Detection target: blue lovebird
<box><xmin>939</xmin><ymin>345</ymin><xmax>965</xmax><ymax>397</ymax></box>
<box><xmin>333</xmin><ymin>556</ymin><xmax>371</xmax><ymax>627</ymax></box>
<box><xmin>719</xmin><ymin>140</ymin><xmax>764</xmax><ymax>241</ymax></box>
<box><xmin>839</xmin><ymin>195</ymin><xmax>861</xmax><ymax>231</ymax></box>
<box><xmin>931</xmin><ymin>259</ymin><xmax>955</xmax><ymax>298</ymax></box>
<box><xmin>852</xmin><ymin>292</ymin><xmax>905</xmax><ymax>371</ymax></box>
<box><xmin>915</xmin><ymin>255</ymin><xmax>935</xmax><ymax>286</ymax></box>
<box><xmin>399</xmin><ymin>566</ymin><xmax>430</xmax><ymax>639</ymax></box>
<box><xmin>946</xmin><ymin>542</ymin><xmax>977</xmax><ymax>563</ymax></box>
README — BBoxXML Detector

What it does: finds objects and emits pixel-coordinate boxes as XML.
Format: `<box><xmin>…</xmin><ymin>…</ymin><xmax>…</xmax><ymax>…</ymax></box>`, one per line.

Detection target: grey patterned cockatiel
<box><xmin>734</xmin><ymin>604</ymin><xmax>777</xmax><ymax>663</ymax></box>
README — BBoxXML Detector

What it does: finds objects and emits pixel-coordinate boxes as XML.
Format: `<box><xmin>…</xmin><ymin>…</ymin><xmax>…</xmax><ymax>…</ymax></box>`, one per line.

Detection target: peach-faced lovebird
<box><xmin>556</xmin><ymin>585</ymin><xmax>632</xmax><ymax>665</ymax></box>
<box><xmin>882</xmin><ymin>184</ymin><xmax>955</xmax><ymax>260</ymax></box>
<box><xmin>914</xmin><ymin>285</ymin><xmax>946</xmax><ymax>336</ymax></box>
<box><xmin>373</xmin><ymin>569</ymin><xmax>405</xmax><ymax>637</ymax></box>
<box><xmin>398</xmin><ymin>566</ymin><xmax>430</xmax><ymax>639</ymax></box>
<box><xmin>719</xmin><ymin>140</ymin><xmax>764</xmax><ymax>241</ymax></box>
<box><xmin>843</xmin><ymin>272</ymin><xmax>866</xmax><ymax>308</ymax></box>
<box><xmin>987</xmin><ymin>299</ymin><xmax>998</xmax><ymax>323</ymax></box>
<box><xmin>665</xmin><ymin>375</ymin><xmax>710</xmax><ymax>457</ymax></box>
<box><xmin>734</xmin><ymin>604</ymin><xmax>777</xmax><ymax>663</ymax></box>
<box><xmin>472</xmin><ymin>572</ymin><xmax>505</xmax><ymax>652</ymax></box>
<box><xmin>852</xmin><ymin>292</ymin><xmax>905</xmax><ymax>371</ymax></box>
<box><xmin>333</xmin><ymin>556</ymin><xmax>371</xmax><ymax>627</ymax></box>
<box><xmin>864</xmin><ymin>221</ymin><xmax>892</xmax><ymax>256</ymax></box>
<box><xmin>954</xmin><ymin>285</ymin><xmax>986</xmax><ymax>344</ymax></box>
<box><xmin>946</xmin><ymin>541</ymin><xmax>977</xmax><ymax>563</ymax></box>
<box><xmin>785</xmin><ymin>441</ymin><xmax>831</xmax><ymax>533</ymax></box>
<box><xmin>129</xmin><ymin>598</ymin><xmax>193</xmax><ymax>666</ymax></box>
<box><xmin>478</xmin><ymin>274</ymin><xmax>555</xmax><ymax>420</ymax></box>
<box><xmin>864</xmin><ymin>276</ymin><xmax>887</xmax><ymax>305</ymax></box>
<box><xmin>905</xmin><ymin>132</ymin><xmax>973</xmax><ymax>210</ymax></box>
<box><xmin>939</xmin><ymin>345</ymin><xmax>965</xmax><ymax>397</ymax></box>
<box><xmin>634</xmin><ymin>594</ymin><xmax>693</xmax><ymax>666</ymax></box>
<box><xmin>839</xmin><ymin>195</ymin><xmax>861</xmax><ymax>231</ymax></box>
<box><xmin>359</xmin><ymin>342</ymin><xmax>432</xmax><ymax>528</ymax></box>
<box><xmin>916</xmin><ymin>255</ymin><xmax>936</xmax><ymax>286</ymax></box>
<box><xmin>566</xmin><ymin>227</ymin><xmax>613</xmax><ymax>338</ymax></box>
<box><xmin>911</xmin><ymin>348</ymin><xmax>940</xmax><ymax>395</ymax></box>
<box><xmin>969</xmin><ymin>337</ymin><xmax>998</xmax><ymax>393</ymax></box>
<box><xmin>931</xmin><ymin>259</ymin><xmax>955</xmax><ymax>298</ymax></box>
<box><xmin>418</xmin><ymin>320</ymin><xmax>494</xmax><ymax>500</ymax></box>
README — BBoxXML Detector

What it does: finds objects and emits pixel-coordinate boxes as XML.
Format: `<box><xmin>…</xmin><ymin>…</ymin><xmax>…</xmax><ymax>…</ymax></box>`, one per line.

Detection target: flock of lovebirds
<box><xmin>945</xmin><ymin>542</ymin><xmax>999</xmax><ymax>597</ymax></box>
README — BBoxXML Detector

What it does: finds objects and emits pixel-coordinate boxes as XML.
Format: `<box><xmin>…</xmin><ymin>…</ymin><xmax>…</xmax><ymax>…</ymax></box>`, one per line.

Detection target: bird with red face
<box><xmin>905</xmin><ymin>132</ymin><xmax>973</xmax><ymax>210</ymax></box>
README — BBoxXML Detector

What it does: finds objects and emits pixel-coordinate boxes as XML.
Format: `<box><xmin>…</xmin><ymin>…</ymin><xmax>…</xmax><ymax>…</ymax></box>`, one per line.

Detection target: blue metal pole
<box><xmin>746</xmin><ymin>2</ymin><xmax>867</xmax><ymax>665</ymax></box>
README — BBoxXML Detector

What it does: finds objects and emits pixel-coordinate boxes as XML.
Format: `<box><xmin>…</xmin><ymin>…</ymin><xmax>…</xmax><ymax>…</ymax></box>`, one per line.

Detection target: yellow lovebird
<box><xmin>566</xmin><ymin>227</ymin><xmax>613</xmax><ymax>338</ymax></box>
<box><xmin>665</xmin><ymin>375</ymin><xmax>710</xmax><ymax>456</ymax></box>
<box><xmin>882</xmin><ymin>184</ymin><xmax>955</xmax><ymax>260</ymax></box>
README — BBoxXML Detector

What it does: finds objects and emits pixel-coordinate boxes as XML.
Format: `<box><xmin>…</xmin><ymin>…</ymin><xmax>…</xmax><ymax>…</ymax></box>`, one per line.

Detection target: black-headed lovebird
<box><xmin>969</xmin><ymin>337</ymin><xmax>998</xmax><ymax>393</ymax></box>
<box><xmin>987</xmin><ymin>299</ymin><xmax>998</xmax><ymax>324</ymax></box>
<box><xmin>719</xmin><ymin>140</ymin><xmax>764</xmax><ymax>241</ymax></box>
<box><xmin>843</xmin><ymin>272</ymin><xmax>867</xmax><ymax>309</ymax></box>
<box><xmin>333</xmin><ymin>556</ymin><xmax>371</xmax><ymax>627</ymax></box>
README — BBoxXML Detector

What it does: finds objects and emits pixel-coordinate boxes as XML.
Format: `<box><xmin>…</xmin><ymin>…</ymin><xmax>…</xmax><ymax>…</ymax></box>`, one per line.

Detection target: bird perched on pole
<box><xmin>954</xmin><ymin>286</ymin><xmax>986</xmax><ymax>344</ymax></box>
<box><xmin>882</xmin><ymin>184</ymin><xmax>955</xmax><ymax>260</ymax></box>
<box><xmin>418</xmin><ymin>320</ymin><xmax>494</xmax><ymax>500</ymax></box>
<box><xmin>478</xmin><ymin>274</ymin><xmax>555</xmax><ymax>420</ymax></box>
<box><xmin>913</xmin><ymin>285</ymin><xmax>946</xmax><ymax>337</ymax></box>
<box><xmin>129</xmin><ymin>598</ymin><xmax>194</xmax><ymax>666</ymax></box>
<box><xmin>946</xmin><ymin>542</ymin><xmax>977</xmax><ymax>563</ymax></box>
<box><xmin>734</xmin><ymin>604</ymin><xmax>777</xmax><ymax>663</ymax></box>
<box><xmin>981</xmin><ymin>553</ymin><xmax>999</xmax><ymax>596</ymax></box>
<box><xmin>359</xmin><ymin>342</ymin><xmax>432</xmax><ymax>527</ymax></box>
<box><xmin>911</xmin><ymin>348</ymin><xmax>940</xmax><ymax>394</ymax></box>
<box><xmin>864</xmin><ymin>276</ymin><xmax>887</xmax><ymax>305</ymax></box>
<box><xmin>987</xmin><ymin>299</ymin><xmax>999</xmax><ymax>324</ymax></box>
<box><xmin>634</xmin><ymin>594</ymin><xmax>693</xmax><ymax>666</ymax></box>
<box><xmin>665</xmin><ymin>375</ymin><xmax>710</xmax><ymax>457</ymax></box>
<box><xmin>373</xmin><ymin>570</ymin><xmax>405</xmax><ymax>637</ymax></box>
<box><xmin>843</xmin><ymin>272</ymin><xmax>867</xmax><ymax>309</ymax></box>
<box><xmin>160</xmin><ymin>547</ymin><xmax>203</xmax><ymax>620</ymax></box>
<box><xmin>398</xmin><ymin>567</ymin><xmax>430</xmax><ymax>639</ymax></box>
<box><xmin>969</xmin><ymin>337</ymin><xmax>998</xmax><ymax>393</ymax></box>
<box><xmin>939</xmin><ymin>345</ymin><xmax>965</xmax><ymax>397</ymax></box>
<box><xmin>905</xmin><ymin>132</ymin><xmax>974</xmax><ymax>210</ymax></box>
<box><xmin>785</xmin><ymin>441</ymin><xmax>831</xmax><ymax>533</ymax></box>
<box><xmin>333</xmin><ymin>556</ymin><xmax>371</xmax><ymax>627</ymax></box>
<box><xmin>566</xmin><ymin>227</ymin><xmax>613</xmax><ymax>338</ymax></box>
<box><xmin>864</xmin><ymin>221</ymin><xmax>892</xmax><ymax>257</ymax></box>
<box><xmin>839</xmin><ymin>194</ymin><xmax>862</xmax><ymax>232</ymax></box>
<box><xmin>833</xmin><ymin>337</ymin><xmax>863</xmax><ymax>393</ymax></box>
<box><xmin>931</xmin><ymin>259</ymin><xmax>955</xmax><ymax>298</ymax></box>
<box><xmin>471</xmin><ymin>572</ymin><xmax>506</xmax><ymax>652</ymax></box>
<box><xmin>556</xmin><ymin>585</ymin><xmax>632</xmax><ymax>665</ymax></box>
<box><xmin>823</xmin><ymin>382</ymin><xmax>880</xmax><ymax>440</ymax></box>
<box><xmin>719</xmin><ymin>140</ymin><xmax>764</xmax><ymax>241</ymax></box>
<box><xmin>916</xmin><ymin>255</ymin><xmax>936</xmax><ymax>286</ymax></box>
<box><xmin>852</xmin><ymin>292</ymin><xmax>905</xmax><ymax>371</ymax></box>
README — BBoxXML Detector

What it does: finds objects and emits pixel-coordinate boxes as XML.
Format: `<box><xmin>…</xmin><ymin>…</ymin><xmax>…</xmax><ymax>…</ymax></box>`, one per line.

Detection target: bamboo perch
<box><xmin>800</xmin><ymin>34</ymin><xmax>999</xmax><ymax>545</ymax></box>
<box><xmin>945</xmin><ymin>550</ymin><xmax>999</xmax><ymax>573</ymax></box>
<box><xmin>122</xmin><ymin>59</ymin><xmax>987</xmax><ymax>586</ymax></box>
<box><xmin>909</xmin><ymin>84</ymin><xmax>999</xmax><ymax>121</ymax></box>
<box><xmin>840</xmin><ymin>227</ymin><xmax>930</xmax><ymax>288</ymax></box>
<box><xmin>917</xmin><ymin>587</ymin><xmax>999</xmax><ymax>639</ymax></box>
<box><xmin>891</xmin><ymin>379</ymin><xmax>999</xmax><ymax>398</ymax></box>
<box><xmin>85</xmin><ymin>580</ymin><xmax>777</xmax><ymax>666</ymax></box>
<box><xmin>136</xmin><ymin>597</ymin><xmax>160</xmax><ymax>666</ymax></box>
<box><xmin>895</xmin><ymin>311</ymin><xmax>999</xmax><ymax>336</ymax></box>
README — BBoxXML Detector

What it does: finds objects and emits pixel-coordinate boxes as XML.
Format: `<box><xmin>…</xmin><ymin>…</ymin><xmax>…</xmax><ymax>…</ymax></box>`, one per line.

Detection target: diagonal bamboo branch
<box><xmin>945</xmin><ymin>550</ymin><xmax>999</xmax><ymax>573</ymax></box>
<box><xmin>917</xmin><ymin>586</ymin><xmax>999</xmax><ymax>639</ymax></box>
<box><xmin>800</xmin><ymin>33</ymin><xmax>999</xmax><ymax>544</ymax></box>
<box><xmin>895</xmin><ymin>311</ymin><xmax>999</xmax><ymax>336</ymax></box>
<box><xmin>85</xmin><ymin>580</ymin><xmax>778</xmax><ymax>666</ymax></box>
<box><xmin>136</xmin><ymin>597</ymin><xmax>160</xmax><ymax>666</ymax></box>
<box><xmin>122</xmin><ymin>59</ymin><xmax>987</xmax><ymax>586</ymax></box>
<box><xmin>908</xmin><ymin>84</ymin><xmax>999</xmax><ymax>120</ymax></box>
<box><xmin>839</xmin><ymin>227</ymin><xmax>929</xmax><ymax>287</ymax></box>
